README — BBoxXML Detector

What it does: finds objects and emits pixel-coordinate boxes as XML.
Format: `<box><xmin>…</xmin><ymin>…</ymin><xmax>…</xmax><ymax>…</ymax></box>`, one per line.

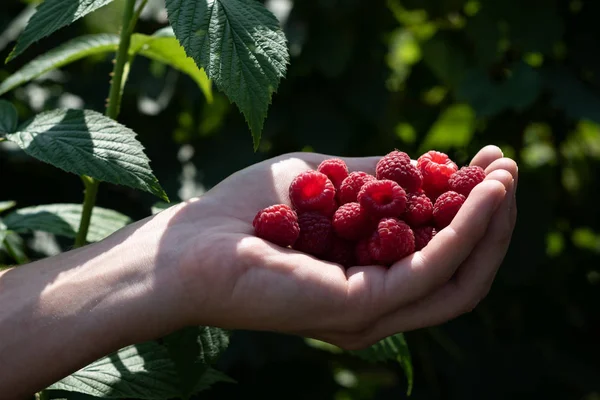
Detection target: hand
<box><xmin>153</xmin><ymin>145</ymin><xmax>517</xmax><ymax>349</ymax></box>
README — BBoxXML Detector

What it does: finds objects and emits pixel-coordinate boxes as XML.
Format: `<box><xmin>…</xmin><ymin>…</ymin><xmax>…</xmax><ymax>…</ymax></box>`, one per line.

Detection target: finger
<box><xmin>337</xmin><ymin>178</ymin><xmax>515</xmax><ymax>346</ymax></box>
<box><xmin>470</xmin><ymin>145</ymin><xmax>504</xmax><ymax>169</ymax></box>
<box><xmin>484</xmin><ymin>157</ymin><xmax>518</xmax><ymax>179</ymax></box>
<box><xmin>344</xmin><ymin>178</ymin><xmax>507</xmax><ymax>318</ymax></box>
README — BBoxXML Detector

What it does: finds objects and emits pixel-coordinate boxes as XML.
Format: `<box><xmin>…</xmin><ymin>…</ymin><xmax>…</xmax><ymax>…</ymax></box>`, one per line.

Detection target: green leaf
<box><xmin>348</xmin><ymin>334</ymin><xmax>413</xmax><ymax>396</ymax></box>
<box><xmin>46</xmin><ymin>342</ymin><xmax>182</xmax><ymax>399</ymax></box>
<box><xmin>3</xmin><ymin>204</ymin><xmax>131</xmax><ymax>242</ymax></box>
<box><xmin>0</xmin><ymin>220</ymin><xmax>7</xmax><ymax>246</ymax></box>
<box><xmin>0</xmin><ymin>201</ymin><xmax>17</xmax><ymax>214</ymax></box>
<box><xmin>2</xmin><ymin>231</ymin><xmax>28</xmax><ymax>264</ymax></box>
<box><xmin>151</xmin><ymin>201</ymin><xmax>175</xmax><ymax>215</ymax></box>
<box><xmin>5</xmin><ymin>109</ymin><xmax>168</xmax><ymax>201</ymax></box>
<box><xmin>47</xmin><ymin>340</ymin><xmax>232</xmax><ymax>399</ymax></box>
<box><xmin>7</xmin><ymin>0</ymin><xmax>116</xmax><ymax>61</ymax></box>
<box><xmin>419</xmin><ymin>104</ymin><xmax>476</xmax><ymax>153</ymax></box>
<box><xmin>165</xmin><ymin>0</ymin><xmax>289</xmax><ymax>149</ymax></box>
<box><xmin>131</xmin><ymin>29</ymin><xmax>212</xmax><ymax>103</ymax></box>
<box><xmin>457</xmin><ymin>62</ymin><xmax>541</xmax><ymax>117</ymax></box>
<box><xmin>163</xmin><ymin>326</ymin><xmax>230</xmax><ymax>398</ymax></box>
<box><xmin>0</xmin><ymin>100</ymin><xmax>18</xmax><ymax>134</ymax></box>
<box><xmin>0</xmin><ymin>34</ymin><xmax>119</xmax><ymax>96</ymax></box>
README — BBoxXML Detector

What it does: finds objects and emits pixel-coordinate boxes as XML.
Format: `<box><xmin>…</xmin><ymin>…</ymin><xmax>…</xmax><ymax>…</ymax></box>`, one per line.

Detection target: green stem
<box><xmin>73</xmin><ymin>0</ymin><xmax>140</xmax><ymax>248</ymax></box>
<box><xmin>106</xmin><ymin>0</ymin><xmax>137</xmax><ymax>120</ymax></box>
<box><xmin>74</xmin><ymin>176</ymin><xmax>99</xmax><ymax>248</ymax></box>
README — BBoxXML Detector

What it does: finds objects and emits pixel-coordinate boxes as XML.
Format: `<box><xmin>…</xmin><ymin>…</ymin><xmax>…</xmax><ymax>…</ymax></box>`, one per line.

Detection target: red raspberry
<box><xmin>355</xmin><ymin>238</ymin><xmax>374</xmax><ymax>266</ymax></box>
<box><xmin>253</xmin><ymin>204</ymin><xmax>300</xmax><ymax>247</ymax></box>
<box><xmin>433</xmin><ymin>191</ymin><xmax>466</xmax><ymax>229</ymax></box>
<box><xmin>449</xmin><ymin>166</ymin><xmax>486</xmax><ymax>196</ymax></box>
<box><xmin>358</xmin><ymin>179</ymin><xmax>407</xmax><ymax>218</ymax></box>
<box><xmin>417</xmin><ymin>151</ymin><xmax>458</xmax><ymax>200</ymax></box>
<box><xmin>376</xmin><ymin>151</ymin><xmax>422</xmax><ymax>193</ymax></box>
<box><xmin>332</xmin><ymin>202</ymin><xmax>369</xmax><ymax>241</ymax></box>
<box><xmin>325</xmin><ymin>236</ymin><xmax>355</xmax><ymax>268</ymax></box>
<box><xmin>414</xmin><ymin>226</ymin><xmax>436</xmax><ymax>250</ymax></box>
<box><xmin>338</xmin><ymin>172</ymin><xmax>376</xmax><ymax>204</ymax></box>
<box><xmin>317</xmin><ymin>158</ymin><xmax>349</xmax><ymax>189</ymax></box>
<box><xmin>293</xmin><ymin>212</ymin><xmax>333</xmax><ymax>256</ymax></box>
<box><xmin>403</xmin><ymin>193</ymin><xmax>433</xmax><ymax>227</ymax></box>
<box><xmin>289</xmin><ymin>171</ymin><xmax>336</xmax><ymax>215</ymax></box>
<box><xmin>368</xmin><ymin>218</ymin><xmax>415</xmax><ymax>265</ymax></box>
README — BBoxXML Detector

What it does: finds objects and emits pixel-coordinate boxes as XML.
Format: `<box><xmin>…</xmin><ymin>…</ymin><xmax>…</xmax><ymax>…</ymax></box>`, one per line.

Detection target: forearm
<box><xmin>0</xmin><ymin>217</ymin><xmax>183</xmax><ymax>398</ymax></box>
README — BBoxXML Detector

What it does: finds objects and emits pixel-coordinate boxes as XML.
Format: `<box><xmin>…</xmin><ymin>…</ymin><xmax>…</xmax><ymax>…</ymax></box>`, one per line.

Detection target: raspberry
<box><xmin>355</xmin><ymin>238</ymin><xmax>374</xmax><ymax>266</ymax></box>
<box><xmin>403</xmin><ymin>193</ymin><xmax>433</xmax><ymax>227</ymax></box>
<box><xmin>293</xmin><ymin>212</ymin><xmax>333</xmax><ymax>256</ymax></box>
<box><xmin>449</xmin><ymin>166</ymin><xmax>486</xmax><ymax>196</ymax></box>
<box><xmin>368</xmin><ymin>218</ymin><xmax>415</xmax><ymax>264</ymax></box>
<box><xmin>338</xmin><ymin>172</ymin><xmax>376</xmax><ymax>204</ymax></box>
<box><xmin>332</xmin><ymin>202</ymin><xmax>370</xmax><ymax>241</ymax></box>
<box><xmin>253</xmin><ymin>204</ymin><xmax>300</xmax><ymax>247</ymax></box>
<box><xmin>325</xmin><ymin>236</ymin><xmax>355</xmax><ymax>268</ymax></box>
<box><xmin>358</xmin><ymin>179</ymin><xmax>407</xmax><ymax>218</ymax></box>
<box><xmin>376</xmin><ymin>151</ymin><xmax>422</xmax><ymax>193</ymax></box>
<box><xmin>414</xmin><ymin>226</ymin><xmax>436</xmax><ymax>250</ymax></box>
<box><xmin>417</xmin><ymin>151</ymin><xmax>458</xmax><ymax>200</ymax></box>
<box><xmin>289</xmin><ymin>171</ymin><xmax>336</xmax><ymax>215</ymax></box>
<box><xmin>433</xmin><ymin>191</ymin><xmax>466</xmax><ymax>229</ymax></box>
<box><xmin>317</xmin><ymin>158</ymin><xmax>349</xmax><ymax>189</ymax></box>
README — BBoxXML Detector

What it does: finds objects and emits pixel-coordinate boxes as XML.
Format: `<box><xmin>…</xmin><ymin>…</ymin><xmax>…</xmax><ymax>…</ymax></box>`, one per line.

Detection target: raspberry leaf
<box><xmin>348</xmin><ymin>333</ymin><xmax>413</xmax><ymax>395</ymax></box>
<box><xmin>163</xmin><ymin>326</ymin><xmax>231</xmax><ymax>398</ymax></box>
<box><xmin>5</xmin><ymin>109</ymin><xmax>168</xmax><ymax>201</ymax></box>
<box><xmin>3</xmin><ymin>204</ymin><xmax>131</xmax><ymax>242</ymax></box>
<box><xmin>0</xmin><ymin>30</ymin><xmax>212</xmax><ymax>102</ymax></box>
<box><xmin>0</xmin><ymin>100</ymin><xmax>18</xmax><ymax>134</ymax></box>
<box><xmin>0</xmin><ymin>34</ymin><xmax>119</xmax><ymax>96</ymax></box>
<box><xmin>165</xmin><ymin>0</ymin><xmax>289</xmax><ymax>150</ymax></box>
<box><xmin>1</xmin><ymin>231</ymin><xmax>28</xmax><ymax>265</ymax></box>
<box><xmin>45</xmin><ymin>341</ymin><xmax>231</xmax><ymax>398</ymax></box>
<box><xmin>6</xmin><ymin>0</ymin><xmax>116</xmax><ymax>62</ymax></box>
<box><xmin>0</xmin><ymin>201</ymin><xmax>17</xmax><ymax>214</ymax></box>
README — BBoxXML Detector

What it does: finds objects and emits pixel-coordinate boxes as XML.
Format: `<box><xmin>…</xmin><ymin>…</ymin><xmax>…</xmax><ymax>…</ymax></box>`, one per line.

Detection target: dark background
<box><xmin>1</xmin><ymin>0</ymin><xmax>600</xmax><ymax>398</ymax></box>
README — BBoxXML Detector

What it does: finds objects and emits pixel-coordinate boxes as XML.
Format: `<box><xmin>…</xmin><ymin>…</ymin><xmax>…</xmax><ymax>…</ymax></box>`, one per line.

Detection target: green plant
<box><xmin>0</xmin><ymin>0</ymin><xmax>413</xmax><ymax>398</ymax></box>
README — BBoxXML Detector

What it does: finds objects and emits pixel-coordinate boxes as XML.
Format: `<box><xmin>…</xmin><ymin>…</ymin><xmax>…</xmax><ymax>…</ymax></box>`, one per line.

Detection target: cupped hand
<box><xmin>155</xmin><ymin>146</ymin><xmax>517</xmax><ymax>349</ymax></box>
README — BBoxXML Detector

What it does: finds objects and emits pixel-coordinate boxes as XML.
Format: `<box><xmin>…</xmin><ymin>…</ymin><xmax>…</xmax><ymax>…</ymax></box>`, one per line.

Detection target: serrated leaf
<box><xmin>5</xmin><ymin>109</ymin><xmax>168</xmax><ymax>201</ymax></box>
<box><xmin>0</xmin><ymin>100</ymin><xmax>18</xmax><ymax>134</ymax></box>
<box><xmin>131</xmin><ymin>29</ymin><xmax>212</xmax><ymax>103</ymax></box>
<box><xmin>543</xmin><ymin>66</ymin><xmax>600</xmax><ymax>124</ymax></box>
<box><xmin>0</xmin><ymin>201</ymin><xmax>17</xmax><ymax>214</ymax></box>
<box><xmin>0</xmin><ymin>34</ymin><xmax>119</xmax><ymax>96</ymax></box>
<box><xmin>3</xmin><ymin>204</ymin><xmax>131</xmax><ymax>242</ymax></box>
<box><xmin>46</xmin><ymin>342</ymin><xmax>182</xmax><ymax>399</ymax></box>
<box><xmin>166</xmin><ymin>0</ymin><xmax>289</xmax><ymax>149</ymax></box>
<box><xmin>7</xmin><ymin>0</ymin><xmax>116</xmax><ymax>61</ymax></box>
<box><xmin>348</xmin><ymin>334</ymin><xmax>413</xmax><ymax>396</ymax></box>
<box><xmin>163</xmin><ymin>326</ymin><xmax>230</xmax><ymax>398</ymax></box>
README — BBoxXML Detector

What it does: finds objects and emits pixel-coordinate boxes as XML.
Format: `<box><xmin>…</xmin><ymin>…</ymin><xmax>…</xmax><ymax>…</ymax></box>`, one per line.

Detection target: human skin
<box><xmin>0</xmin><ymin>145</ymin><xmax>517</xmax><ymax>398</ymax></box>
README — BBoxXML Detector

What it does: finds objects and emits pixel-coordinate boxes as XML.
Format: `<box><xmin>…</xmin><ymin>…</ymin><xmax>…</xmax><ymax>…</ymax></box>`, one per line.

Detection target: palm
<box><xmin>160</xmin><ymin>148</ymin><xmax>517</xmax><ymax>349</ymax></box>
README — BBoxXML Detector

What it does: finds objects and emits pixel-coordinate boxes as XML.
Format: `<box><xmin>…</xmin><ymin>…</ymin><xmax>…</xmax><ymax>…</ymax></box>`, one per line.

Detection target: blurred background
<box><xmin>1</xmin><ymin>0</ymin><xmax>600</xmax><ymax>398</ymax></box>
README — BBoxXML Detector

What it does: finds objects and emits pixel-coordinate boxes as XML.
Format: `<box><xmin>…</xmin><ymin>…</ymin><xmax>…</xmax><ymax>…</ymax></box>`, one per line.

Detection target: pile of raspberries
<box><xmin>253</xmin><ymin>150</ymin><xmax>486</xmax><ymax>267</ymax></box>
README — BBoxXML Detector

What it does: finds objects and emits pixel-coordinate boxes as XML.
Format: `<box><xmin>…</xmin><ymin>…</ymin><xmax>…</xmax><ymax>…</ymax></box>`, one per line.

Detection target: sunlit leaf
<box><xmin>166</xmin><ymin>0</ymin><xmax>289</xmax><ymax>149</ymax></box>
<box><xmin>5</xmin><ymin>109</ymin><xmax>168</xmax><ymax>201</ymax></box>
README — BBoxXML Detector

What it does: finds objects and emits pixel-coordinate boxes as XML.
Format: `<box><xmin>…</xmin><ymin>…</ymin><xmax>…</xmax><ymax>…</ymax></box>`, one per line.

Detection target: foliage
<box><xmin>0</xmin><ymin>0</ymin><xmax>418</xmax><ymax>398</ymax></box>
<box><xmin>1</xmin><ymin>0</ymin><xmax>600</xmax><ymax>398</ymax></box>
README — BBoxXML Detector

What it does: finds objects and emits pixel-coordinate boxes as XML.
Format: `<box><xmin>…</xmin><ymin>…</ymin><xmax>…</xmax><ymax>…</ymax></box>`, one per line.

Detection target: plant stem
<box><xmin>73</xmin><ymin>0</ymin><xmax>139</xmax><ymax>248</ymax></box>
<box><xmin>74</xmin><ymin>176</ymin><xmax>99</xmax><ymax>248</ymax></box>
<box><xmin>106</xmin><ymin>0</ymin><xmax>137</xmax><ymax>120</ymax></box>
